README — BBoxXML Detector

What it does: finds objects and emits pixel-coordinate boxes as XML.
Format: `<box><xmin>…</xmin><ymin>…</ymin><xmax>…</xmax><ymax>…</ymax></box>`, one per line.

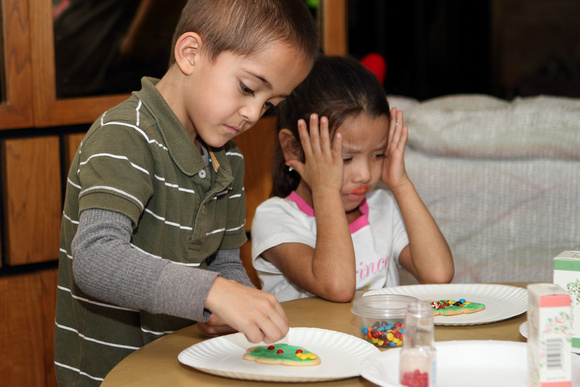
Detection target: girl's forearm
<box><xmin>310</xmin><ymin>188</ymin><xmax>357</xmax><ymax>300</ymax></box>
<box><xmin>391</xmin><ymin>180</ymin><xmax>454</xmax><ymax>283</ymax></box>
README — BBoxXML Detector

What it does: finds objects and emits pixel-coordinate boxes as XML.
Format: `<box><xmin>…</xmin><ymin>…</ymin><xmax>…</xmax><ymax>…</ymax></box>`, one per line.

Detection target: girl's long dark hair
<box><xmin>271</xmin><ymin>55</ymin><xmax>390</xmax><ymax>197</ymax></box>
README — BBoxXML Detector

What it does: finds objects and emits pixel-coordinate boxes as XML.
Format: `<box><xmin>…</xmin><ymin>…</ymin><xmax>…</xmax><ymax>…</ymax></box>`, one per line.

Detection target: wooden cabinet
<box><xmin>0</xmin><ymin>0</ymin><xmax>128</xmax><ymax>130</ymax></box>
<box><xmin>0</xmin><ymin>269</ymin><xmax>58</xmax><ymax>387</ymax></box>
<box><xmin>2</xmin><ymin>137</ymin><xmax>62</xmax><ymax>265</ymax></box>
<box><xmin>0</xmin><ymin>0</ymin><xmax>34</xmax><ymax>129</ymax></box>
<box><xmin>29</xmin><ymin>0</ymin><xmax>128</xmax><ymax>127</ymax></box>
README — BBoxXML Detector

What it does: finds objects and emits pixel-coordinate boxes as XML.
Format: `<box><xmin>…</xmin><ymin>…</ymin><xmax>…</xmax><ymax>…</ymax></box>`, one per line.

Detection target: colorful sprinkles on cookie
<box><xmin>431</xmin><ymin>298</ymin><xmax>486</xmax><ymax>316</ymax></box>
<box><xmin>243</xmin><ymin>344</ymin><xmax>320</xmax><ymax>366</ymax></box>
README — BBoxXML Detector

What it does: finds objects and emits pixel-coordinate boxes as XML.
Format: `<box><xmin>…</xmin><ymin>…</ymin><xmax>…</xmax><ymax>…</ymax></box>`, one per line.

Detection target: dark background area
<box><xmin>347</xmin><ymin>0</ymin><xmax>580</xmax><ymax>101</ymax></box>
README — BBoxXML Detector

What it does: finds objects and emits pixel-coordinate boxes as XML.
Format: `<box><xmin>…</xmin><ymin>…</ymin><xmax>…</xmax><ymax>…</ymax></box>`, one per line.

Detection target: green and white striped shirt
<box><xmin>55</xmin><ymin>77</ymin><xmax>247</xmax><ymax>385</ymax></box>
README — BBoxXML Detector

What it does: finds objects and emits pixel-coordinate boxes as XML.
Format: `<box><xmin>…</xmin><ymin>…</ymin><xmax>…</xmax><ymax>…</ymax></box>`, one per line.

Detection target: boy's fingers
<box><xmin>259</xmin><ymin>316</ymin><xmax>289</xmax><ymax>344</ymax></box>
<box><xmin>242</xmin><ymin>325</ymin><xmax>267</xmax><ymax>344</ymax></box>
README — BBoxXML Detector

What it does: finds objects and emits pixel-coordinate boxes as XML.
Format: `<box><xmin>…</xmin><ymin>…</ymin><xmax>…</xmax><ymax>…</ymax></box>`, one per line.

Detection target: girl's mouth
<box><xmin>347</xmin><ymin>186</ymin><xmax>369</xmax><ymax>196</ymax></box>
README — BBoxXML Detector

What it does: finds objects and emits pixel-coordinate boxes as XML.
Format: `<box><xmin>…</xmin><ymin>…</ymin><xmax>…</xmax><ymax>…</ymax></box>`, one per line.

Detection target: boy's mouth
<box><xmin>225</xmin><ymin>125</ymin><xmax>242</xmax><ymax>135</ymax></box>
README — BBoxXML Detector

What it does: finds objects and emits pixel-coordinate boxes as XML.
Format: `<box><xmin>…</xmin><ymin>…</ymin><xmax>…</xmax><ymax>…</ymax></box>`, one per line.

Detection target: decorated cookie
<box><xmin>431</xmin><ymin>299</ymin><xmax>486</xmax><ymax>316</ymax></box>
<box><xmin>243</xmin><ymin>344</ymin><xmax>321</xmax><ymax>366</ymax></box>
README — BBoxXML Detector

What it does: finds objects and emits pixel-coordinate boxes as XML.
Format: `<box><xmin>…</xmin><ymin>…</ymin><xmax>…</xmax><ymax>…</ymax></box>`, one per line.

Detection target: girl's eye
<box><xmin>240</xmin><ymin>82</ymin><xmax>255</xmax><ymax>96</ymax></box>
<box><xmin>342</xmin><ymin>157</ymin><xmax>353</xmax><ymax>163</ymax></box>
<box><xmin>373</xmin><ymin>153</ymin><xmax>385</xmax><ymax>159</ymax></box>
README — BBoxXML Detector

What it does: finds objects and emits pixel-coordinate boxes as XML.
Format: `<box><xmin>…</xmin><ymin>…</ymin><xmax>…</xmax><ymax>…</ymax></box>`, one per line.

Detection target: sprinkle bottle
<box><xmin>399</xmin><ymin>301</ymin><xmax>437</xmax><ymax>387</ymax></box>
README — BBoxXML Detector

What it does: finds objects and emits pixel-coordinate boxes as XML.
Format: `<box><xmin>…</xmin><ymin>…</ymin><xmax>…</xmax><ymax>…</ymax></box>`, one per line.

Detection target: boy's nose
<box><xmin>239</xmin><ymin>102</ymin><xmax>263</xmax><ymax>125</ymax></box>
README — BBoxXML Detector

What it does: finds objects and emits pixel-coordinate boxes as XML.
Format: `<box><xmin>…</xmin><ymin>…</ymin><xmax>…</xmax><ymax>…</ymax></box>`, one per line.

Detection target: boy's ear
<box><xmin>279</xmin><ymin>129</ymin><xmax>303</xmax><ymax>162</ymax></box>
<box><xmin>174</xmin><ymin>32</ymin><xmax>202</xmax><ymax>75</ymax></box>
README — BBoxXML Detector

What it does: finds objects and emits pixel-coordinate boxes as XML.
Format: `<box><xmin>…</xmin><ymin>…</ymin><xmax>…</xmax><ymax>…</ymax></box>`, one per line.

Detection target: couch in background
<box><xmin>388</xmin><ymin>94</ymin><xmax>580</xmax><ymax>284</ymax></box>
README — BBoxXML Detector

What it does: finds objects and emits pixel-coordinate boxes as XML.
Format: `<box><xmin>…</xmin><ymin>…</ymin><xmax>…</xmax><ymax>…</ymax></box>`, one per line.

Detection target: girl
<box><xmin>251</xmin><ymin>56</ymin><xmax>454</xmax><ymax>303</ymax></box>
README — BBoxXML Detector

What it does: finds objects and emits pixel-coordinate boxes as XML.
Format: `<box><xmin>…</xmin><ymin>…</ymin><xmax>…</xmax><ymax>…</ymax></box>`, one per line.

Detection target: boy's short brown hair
<box><xmin>169</xmin><ymin>0</ymin><xmax>319</xmax><ymax>66</ymax></box>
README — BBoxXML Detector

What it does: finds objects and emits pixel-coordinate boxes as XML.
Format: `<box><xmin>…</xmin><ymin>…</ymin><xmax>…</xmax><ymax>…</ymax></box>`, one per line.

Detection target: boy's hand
<box><xmin>204</xmin><ymin>277</ymin><xmax>289</xmax><ymax>343</ymax></box>
<box><xmin>382</xmin><ymin>108</ymin><xmax>411</xmax><ymax>191</ymax></box>
<box><xmin>197</xmin><ymin>314</ymin><xmax>236</xmax><ymax>337</ymax></box>
<box><xmin>286</xmin><ymin>114</ymin><xmax>343</xmax><ymax>196</ymax></box>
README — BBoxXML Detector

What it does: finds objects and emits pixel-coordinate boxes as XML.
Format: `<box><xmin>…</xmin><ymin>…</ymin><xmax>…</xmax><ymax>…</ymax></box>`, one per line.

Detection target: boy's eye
<box><xmin>342</xmin><ymin>157</ymin><xmax>352</xmax><ymax>163</ymax></box>
<box><xmin>262</xmin><ymin>101</ymin><xmax>277</xmax><ymax>117</ymax></box>
<box><xmin>240</xmin><ymin>82</ymin><xmax>255</xmax><ymax>96</ymax></box>
<box><xmin>373</xmin><ymin>153</ymin><xmax>385</xmax><ymax>159</ymax></box>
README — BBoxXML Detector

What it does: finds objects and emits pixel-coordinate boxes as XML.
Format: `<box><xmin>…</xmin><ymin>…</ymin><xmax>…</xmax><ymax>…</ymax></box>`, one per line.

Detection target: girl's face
<box><xmin>336</xmin><ymin>113</ymin><xmax>390</xmax><ymax>215</ymax></box>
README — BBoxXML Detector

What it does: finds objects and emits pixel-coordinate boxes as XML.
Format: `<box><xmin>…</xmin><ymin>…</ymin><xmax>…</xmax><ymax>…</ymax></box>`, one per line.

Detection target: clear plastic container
<box><xmin>351</xmin><ymin>294</ymin><xmax>418</xmax><ymax>348</ymax></box>
<box><xmin>399</xmin><ymin>301</ymin><xmax>437</xmax><ymax>387</ymax></box>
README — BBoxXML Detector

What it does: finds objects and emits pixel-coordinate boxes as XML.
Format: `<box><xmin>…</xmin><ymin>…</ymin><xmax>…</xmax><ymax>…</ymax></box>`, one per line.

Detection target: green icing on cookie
<box><xmin>246</xmin><ymin>344</ymin><xmax>317</xmax><ymax>362</ymax></box>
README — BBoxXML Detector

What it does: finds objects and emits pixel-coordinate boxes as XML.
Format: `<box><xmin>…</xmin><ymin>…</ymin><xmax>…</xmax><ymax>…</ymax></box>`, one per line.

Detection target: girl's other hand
<box><xmin>382</xmin><ymin>108</ymin><xmax>410</xmax><ymax>190</ymax></box>
<box><xmin>287</xmin><ymin>113</ymin><xmax>344</xmax><ymax>195</ymax></box>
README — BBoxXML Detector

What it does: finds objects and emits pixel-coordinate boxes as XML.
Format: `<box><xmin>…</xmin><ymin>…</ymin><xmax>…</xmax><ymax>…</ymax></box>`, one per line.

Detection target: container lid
<box><xmin>351</xmin><ymin>294</ymin><xmax>419</xmax><ymax>319</ymax></box>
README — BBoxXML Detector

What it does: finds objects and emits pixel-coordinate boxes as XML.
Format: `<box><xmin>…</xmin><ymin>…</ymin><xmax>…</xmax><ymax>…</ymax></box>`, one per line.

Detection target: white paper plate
<box><xmin>178</xmin><ymin>327</ymin><xmax>380</xmax><ymax>382</ymax></box>
<box><xmin>360</xmin><ymin>340</ymin><xmax>580</xmax><ymax>387</ymax></box>
<box><xmin>520</xmin><ymin>322</ymin><xmax>528</xmax><ymax>338</ymax></box>
<box><xmin>364</xmin><ymin>284</ymin><xmax>527</xmax><ymax>325</ymax></box>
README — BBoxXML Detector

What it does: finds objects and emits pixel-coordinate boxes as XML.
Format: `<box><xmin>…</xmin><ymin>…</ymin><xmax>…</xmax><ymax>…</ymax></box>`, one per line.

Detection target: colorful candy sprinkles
<box><xmin>246</xmin><ymin>344</ymin><xmax>318</xmax><ymax>362</ymax></box>
<box><xmin>429</xmin><ymin>298</ymin><xmax>486</xmax><ymax>316</ymax></box>
<box><xmin>431</xmin><ymin>298</ymin><xmax>469</xmax><ymax>310</ymax></box>
<box><xmin>361</xmin><ymin>320</ymin><xmax>405</xmax><ymax>347</ymax></box>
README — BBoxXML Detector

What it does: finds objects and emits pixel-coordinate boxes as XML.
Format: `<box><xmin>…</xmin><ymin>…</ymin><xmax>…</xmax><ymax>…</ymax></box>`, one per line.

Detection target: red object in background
<box><xmin>360</xmin><ymin>53</ymin><xmax>387</xmax><ymax>84</ymax></box>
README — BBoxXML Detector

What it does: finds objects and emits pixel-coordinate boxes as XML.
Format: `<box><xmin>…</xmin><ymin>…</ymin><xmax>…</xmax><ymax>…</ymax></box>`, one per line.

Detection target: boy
<box><xmin>54</xmin><ymin>0</ymin><xmax>319</xmax><ymax>384</ymax></box>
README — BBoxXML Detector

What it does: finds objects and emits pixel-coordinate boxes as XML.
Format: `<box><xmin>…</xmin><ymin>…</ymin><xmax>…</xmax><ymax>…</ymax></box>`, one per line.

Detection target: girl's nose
<box><xmin>353</xmin><ymin>160</ymin><xmax>372</xmax><ymax>183</ymax></box>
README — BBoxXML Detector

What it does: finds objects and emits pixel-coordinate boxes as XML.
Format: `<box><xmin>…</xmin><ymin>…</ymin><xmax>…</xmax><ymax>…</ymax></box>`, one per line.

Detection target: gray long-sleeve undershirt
<box><xmin>72</xmin><ymin>208</ymin><xmax>254</xmax><ymax>323</ymax></box>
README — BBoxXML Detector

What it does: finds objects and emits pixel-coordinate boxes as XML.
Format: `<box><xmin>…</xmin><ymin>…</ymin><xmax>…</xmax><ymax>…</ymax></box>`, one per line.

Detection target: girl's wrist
<box><xmin>388</xmin><ymin>178</ymin><xmax>414</xmax><ymax>197</ymax></box>
<box><xmin>311</xmin><ymin>186</ymin><xmax>342</xmax><ymax>207</ymax></box>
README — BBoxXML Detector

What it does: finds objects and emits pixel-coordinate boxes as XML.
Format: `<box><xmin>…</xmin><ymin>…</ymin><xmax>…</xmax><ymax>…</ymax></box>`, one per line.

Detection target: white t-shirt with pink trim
<box><xmin>251</xmin><ymin>186</ymin><xmax>409</xmax><ymax>302</ymax></box>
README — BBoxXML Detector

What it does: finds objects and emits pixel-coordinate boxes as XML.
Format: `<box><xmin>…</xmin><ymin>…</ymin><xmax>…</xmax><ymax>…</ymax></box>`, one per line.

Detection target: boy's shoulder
<box><xmin>99</xmin><ymin>77</ymin><xmax>164</xmax><ymax>125</ymax></box>
<box><xmin>102</xmin><ymin>94</ymin><xmax>143</xmax><ymax>121</ymax></box>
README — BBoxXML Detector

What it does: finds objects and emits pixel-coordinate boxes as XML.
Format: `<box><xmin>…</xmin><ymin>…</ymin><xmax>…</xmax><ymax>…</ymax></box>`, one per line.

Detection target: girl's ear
<box><xmin>174</xmin><ymin>32</ymin><xmax>202</xmax><ymax>75</ymax></box>
<box><xmin>279</xmin><ymin>129</ymin><xmax>303</xmax><ymax>162</ymax></box>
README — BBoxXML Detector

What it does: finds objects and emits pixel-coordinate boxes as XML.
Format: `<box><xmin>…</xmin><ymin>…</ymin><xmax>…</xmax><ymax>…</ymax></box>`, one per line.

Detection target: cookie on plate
<box><xmin>243</xmin><ymin>344</ymin><xmax>321</xmax><ymax>366</ymax></box>
<box><xmin>431</xmin><ymin>299</ymin><xmax>486</xmax><ymax>316</ymax></box>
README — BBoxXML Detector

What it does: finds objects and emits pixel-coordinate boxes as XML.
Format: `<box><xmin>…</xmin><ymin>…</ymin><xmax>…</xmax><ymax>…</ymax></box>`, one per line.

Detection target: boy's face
<box><xmin>184</xmin><ymin>41</ymin><xmax>311</xmax><ymax>148</ymax></box>
<box><xmin>337</xmin><ymin>113</ymin><xmax>390</xmax><ymax>215</ymax></box>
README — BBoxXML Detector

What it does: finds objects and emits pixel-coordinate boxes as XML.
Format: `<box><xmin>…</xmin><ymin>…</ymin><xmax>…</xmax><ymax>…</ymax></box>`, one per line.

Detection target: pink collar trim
<box><xmin>286</xmin><ymin>191</ymin><xmax>369</xmax><ymax>233</ymax></box>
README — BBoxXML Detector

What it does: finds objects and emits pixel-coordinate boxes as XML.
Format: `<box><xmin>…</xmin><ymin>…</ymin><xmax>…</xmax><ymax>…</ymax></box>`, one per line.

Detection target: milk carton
<box><xmin>527</xmin><ymin>283</ymin><xmax>572</xmax><ymax>387</ymax></box>
<box><xmin>553</xmin><ymin>250</ymin><xmax>580</xmax><ymax>354</ymax></box>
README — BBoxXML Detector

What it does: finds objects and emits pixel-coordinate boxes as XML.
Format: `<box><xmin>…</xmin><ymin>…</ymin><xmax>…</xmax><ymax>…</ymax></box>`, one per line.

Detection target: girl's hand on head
<box><xmin>382</xmin><ymin>108</ymin><xmax>410</xmax><ymax>190</ymax></box>
<box><xmin>287</xmin><ymin>113</ymin><xmax>344</xmax><ymax>194</ymax></box>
